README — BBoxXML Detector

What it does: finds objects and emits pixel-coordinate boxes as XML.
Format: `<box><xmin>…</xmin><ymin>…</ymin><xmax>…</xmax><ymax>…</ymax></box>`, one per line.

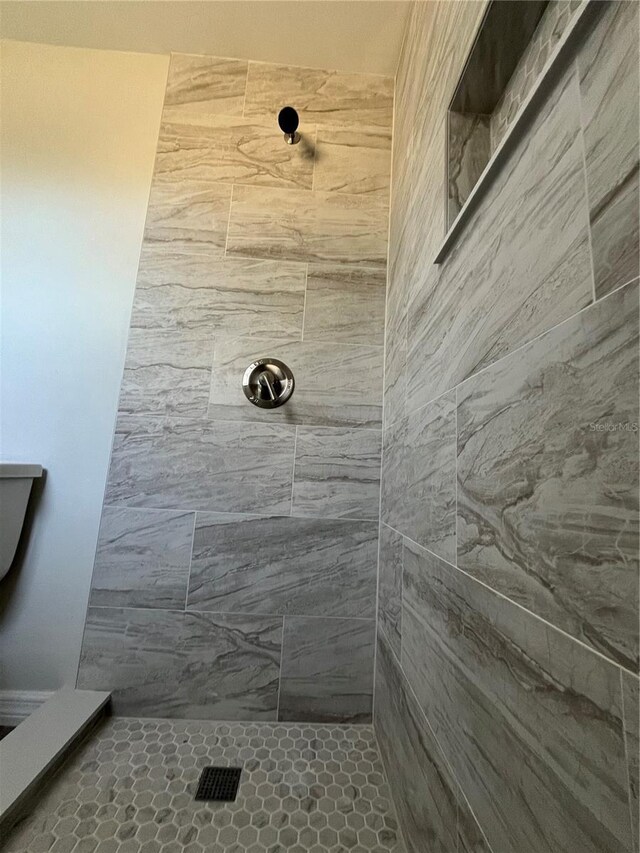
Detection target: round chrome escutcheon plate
<box><xmin>242</xmin><ymin>358</ymin><xmax>295</xmax><ymax>408</ymax></box>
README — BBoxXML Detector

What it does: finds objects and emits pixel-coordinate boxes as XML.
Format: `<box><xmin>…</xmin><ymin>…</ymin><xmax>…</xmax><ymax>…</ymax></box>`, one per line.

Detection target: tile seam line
<box><xmin>379</xmin><ymin>625</ymin><xmax>497</xmax><ymax>853</ymax></box>
<box><xmin>86</xmin><ymin>605</ymin><xmax>376</xmax><ymax>623</ymax></box>
<box><xmin>381</xmin><ymin>522</ymin><xmax>639</xmax><ymax>680</ymax></box>
<box><xmin>114</xmin><ymin>413</ymin><xmax>384</xmax><ymax>430</ymax></box>
<box><xmin>619</xmin><ymin>667</ymin><xmax>637</xmax><ymax>851</ymax></box>
<box><xmin>101</xmin><ymin>505</ymin><xmax>381</xmax><ymax>524</ymax></box>
<box><xmin>395</xmin><ymin>274</ymin><xmax>639</xmax><ymax>433</ymax></box>
<box><xmin>373</xmin><ymin>30</ymin><xmax>396</xmax><ymax>727</ymax></box>
<box><xmin>573</xmin><ymin>57</ymin><xmax>597</xmax><ymax>304</ymax></box>
<box><xmin>183</xmin><ymin>513</ymin><xmax>197</xmax><ymax>612</ymax></box>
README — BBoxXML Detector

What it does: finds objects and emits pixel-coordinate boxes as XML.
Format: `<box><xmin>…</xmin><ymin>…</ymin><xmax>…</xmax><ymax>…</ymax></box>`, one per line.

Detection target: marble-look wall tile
<box><xmin>457</xmin><ymin>282</ymin><xmax>639</xmax><ymax>671</ymax></box>
<box><xmin>407</xmin><ymin>65</ymin><xmax>592</xmax><ymax>411</ymax></box>
<box><xmin>208</xmin><ymin>337</ymin><xmax>383</xmax><ymax>428</ymax></box>
<box><xmin>226</xmin><ymin>185</ymin><xmax>388</xmax><ymax>267</ymax></box>
<box><xmin>578</xmin><ymin>0</ymin><xmax>639</xmax><ymax>298</ymax></box>
<box><xmin>243</xmin><ymin>61</ymin><xmax>393</xmax><ymax>130</ymax></box>
<box><xmin>187</xmin><ymin>513</ymin><xmax>377</xmax><ymax>618</ymax></box>
<box><xmin>378</xmin><ymin>524</ymin><xmax>402</xmax><ymax>660</ymax></box>
<box><xmin>145</xmin><ymin>180</ymin><xmax>231</xmax><ymax>254</ymax></box>
<box><xmin>314</xmin><ymin>127</ymin><xmax>391</xmax><ymax>203</ymax></box>
<box><xmin>383</xmin><ymin>287</ymin><xmax>407</xmax><ymax>427</ymax></box>
<box><xmin>303</xmin><ymin>264</ymin><xmax>386</xmax><ymax>346</ymax></box>
<box><xmin>381</xmin><ymin>390</ymin><xmax>456</xmax><ymax>562</ymax></box>
<box><xmin>292</xmin><ymin>427</ymin><xmax>381</xmax><ymax>520</ymax></box>
<box><xmin>89</xmin><ymin>508</ymin><xmax>194</xmax><ymax>609</ymax></box>
<box><xmin>155</xmin><ymin>114</ymin><xmax>314</xmax><ymax>190</ymax></box>
<box><xmin>133</xmin><ymin>248</ymin><xmax>306</xmax><ymax>341</ymax></box>
<box><xmin>390</xmin><ymin>118</ymin><xmax>446</xmax><ymax>306</ymax></box>
<box><xmin>78</xmin><ymin>607</ymin><xmax>282</xmax><ymax>720</ymax></box>
<box><xmin>278</xmin><ymin>617</ymin><xmax>375</xmax><ymax>723</ymax></box>
<box><xmin>163</xmin><ymin>53</ymin><xmax>248</xmax><ymax>119</ymax></box>
<box><xmin>119</xmin><ymin>328</ymin><xmax>213</xmax><ymax>417</ymax></box>
<box><xmin>105</xmin><ymin>415</ymin><xmax>295</xmax><ymax>515</ymax></box>
<box><xmin>402</xmin><ymin>539</ymin><xmax>633</xmax><ymax>853</ymax></box>
<box><xmin>622</xmin><ymin>671</ymin><xmax>639</xmax><ymax>853</ymax></box>
<box><xmin>374</xmin><ymin>633</ymin><xmax>457</xmax><ymax>853</ymax></box>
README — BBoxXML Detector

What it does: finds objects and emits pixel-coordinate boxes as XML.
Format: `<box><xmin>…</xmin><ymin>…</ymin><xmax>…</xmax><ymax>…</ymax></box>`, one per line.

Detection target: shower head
<box><xmin>278</xmin><ymin>106</ymin><xmax>301</xmax><ymax>144</ymax></box>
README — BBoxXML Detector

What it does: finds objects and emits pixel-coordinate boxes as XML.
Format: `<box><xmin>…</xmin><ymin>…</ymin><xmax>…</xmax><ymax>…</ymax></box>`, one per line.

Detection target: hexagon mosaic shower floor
<box><xmin>4</xmin><ymin>717</ymin><xmax>407</xmax><ymax>853</ymax></box>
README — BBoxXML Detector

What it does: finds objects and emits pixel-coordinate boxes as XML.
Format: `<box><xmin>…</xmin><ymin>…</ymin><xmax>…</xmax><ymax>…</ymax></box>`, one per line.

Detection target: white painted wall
<box><xmin>0</xmin><ymin>40</ymin><xmax>168</xmax><ymax>691</ymax></box>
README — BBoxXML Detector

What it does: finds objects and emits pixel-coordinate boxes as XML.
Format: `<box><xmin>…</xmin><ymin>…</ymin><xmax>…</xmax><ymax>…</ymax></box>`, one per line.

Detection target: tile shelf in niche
<box><xmin>434</xmin><ymin>0</ymin><xmax>602</xmax><ymax>265</ymax></box>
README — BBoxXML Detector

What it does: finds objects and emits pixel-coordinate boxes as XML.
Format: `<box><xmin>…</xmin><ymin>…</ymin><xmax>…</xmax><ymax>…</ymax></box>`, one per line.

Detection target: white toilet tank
<box><xmin>0</xmin><ymin>464</ymin><xmax>43</xmax><ymax>581</ymax></box>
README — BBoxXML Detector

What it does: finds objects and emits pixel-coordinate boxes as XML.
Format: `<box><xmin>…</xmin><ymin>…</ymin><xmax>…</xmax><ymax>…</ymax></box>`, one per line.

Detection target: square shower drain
<box><xmin>194</xmin><ymin>766</ymin><xmax>242</xmax><ymax>801</ymax></box>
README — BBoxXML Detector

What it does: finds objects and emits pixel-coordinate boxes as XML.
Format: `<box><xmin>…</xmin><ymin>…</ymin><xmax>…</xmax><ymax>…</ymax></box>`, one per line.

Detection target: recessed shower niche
<box><xmin>446</xmin><ymin>0</ymin><xmax>585</xmax><ymax>230</ymax></box>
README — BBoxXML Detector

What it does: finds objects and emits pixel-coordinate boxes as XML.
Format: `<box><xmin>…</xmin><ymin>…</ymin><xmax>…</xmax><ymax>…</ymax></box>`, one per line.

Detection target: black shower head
<box><xmin>278</xmin><ymin>106</ymin><xmax>299</xmax><ymax>134</ymax></box>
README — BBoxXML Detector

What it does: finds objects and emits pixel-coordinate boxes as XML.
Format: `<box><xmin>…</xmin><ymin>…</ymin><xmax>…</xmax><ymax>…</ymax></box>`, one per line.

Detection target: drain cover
<box><xmin>195</xmin><ymin>766</ymin><xmax>242</xmax><ymax>802</ymax></box>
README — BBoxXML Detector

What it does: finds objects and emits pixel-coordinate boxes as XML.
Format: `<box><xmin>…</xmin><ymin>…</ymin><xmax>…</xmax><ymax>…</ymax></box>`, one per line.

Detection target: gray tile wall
<box><xmin>377</xmin><ymin>2</ymin><xmax>639</xmax><ymax>852</ymax></box>
<box><xmin>77</xmin><ymin>53</ymin><xmax>392</xmax><ymax>723</ymax></box>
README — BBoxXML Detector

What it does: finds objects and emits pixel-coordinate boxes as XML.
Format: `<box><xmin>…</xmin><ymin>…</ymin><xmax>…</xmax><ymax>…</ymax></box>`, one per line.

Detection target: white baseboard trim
<box><xmin>0</xmin><ymin>690</ymin><xmax>55</xmax><ymax>727</ymax></box>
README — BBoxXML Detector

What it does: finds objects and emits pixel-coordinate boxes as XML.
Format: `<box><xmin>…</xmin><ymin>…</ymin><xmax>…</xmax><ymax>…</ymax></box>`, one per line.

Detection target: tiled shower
<box><xmin>76</xmin><ymin>54</ymin><xmax>393</xmax><ymax>724</ymax></box>
<box><xmin>2</xmin><ymin>2</ymin><xmax>639</xmax><ymax>852</ymax></box>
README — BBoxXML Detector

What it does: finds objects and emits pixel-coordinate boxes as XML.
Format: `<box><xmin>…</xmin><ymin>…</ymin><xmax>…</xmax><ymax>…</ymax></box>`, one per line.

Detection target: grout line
<box><xmin>574</xmin><ymin>59</ymin><xmax>597</xmax><ymax>304</ymax></box>
<box><xmin>300</xmin><ymin>264</ymin><xmax>309</xmax><ymax>341</ymax></box>
<box><xmin>241</xmin><ymin>63</ymin><xmax>250</xmax><ymax>119</ymax></box>
<box><xmin>88</xmin><ymin>604</ymin><xmax>375</xmax><ymax>624</ymax></box>
<box><xmin>454</xmin><ymin>385</ymin><xmax>459</xmax><ymax>584</ymax></box>
<box><xmin>372</xmin><ymin>40</ymin><xmax>397</xmax><ymax>723</ymax></box>
<box><xmin>619</xmin><ymin>668</ymin><xmax>637</xmax><ymax>852</ymax></box>
<box><xmin>310</xmin><ymin>127</ymin><xmax>319</xmax><ymax>192</ymax></box>
<box><xmin>276</xmin><ymin>615</ymin><xmax>286</xmax><ymax>722</ymax></box>
<box><xmin>101</xmin><ymin>504</ymin><xmax>381</xmax><ymax>525</ymax></box>
<box><xmin>183</xmin><ymin>513</ymin><xmax>198</xmax><ymax>612</ymax></box>
<box><xmin>380</xmin><ymin>624</ymin><xmax>497</xmax><ymax>853</ymax></box>
<box><xmin>383</xmin><ymin>521</ymin><xmax>637</xmax><ymax>679</ymax></box>
<box><xmin>223</xmin><ymin>183</ymin><xmax>234</xmax><ymax>257</ymax></box>
<box><xmin>289</xmin><ymin>426</ymin><xmax>298</xmax><ymax>517</ymax></box>
<box><xmin>389</xmin><ymin>275</ymin><xmax>639</xmax><ymax>433</ymax></box>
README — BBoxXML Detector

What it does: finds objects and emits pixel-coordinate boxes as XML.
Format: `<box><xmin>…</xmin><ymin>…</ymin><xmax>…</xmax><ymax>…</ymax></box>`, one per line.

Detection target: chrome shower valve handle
<box><xmin>242</xmin><ymin>358</ymin><xmax>295</xmax><ymax>408</ymax></box>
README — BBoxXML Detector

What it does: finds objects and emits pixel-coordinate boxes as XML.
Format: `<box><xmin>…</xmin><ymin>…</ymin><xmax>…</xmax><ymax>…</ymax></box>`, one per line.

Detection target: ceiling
<box><xmin>0</xmin><ymin>1</ymin><xmax>411</xmax><ymax>76</ymax></box>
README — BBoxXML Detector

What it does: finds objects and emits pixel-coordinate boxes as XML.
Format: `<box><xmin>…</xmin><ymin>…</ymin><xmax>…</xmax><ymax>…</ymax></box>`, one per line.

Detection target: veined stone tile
<box><xmin>303</xmin><ymin>263</ymin><xmax>387</xmax><ymax>346</ymax></box>
<box><xmin>578</xmin><ymin>0</ymin><xmax>639</xmax><ymax>298</ymax></box>
<box><xmin>622</xmin><ymin>671</ymin><xmax>639</xmax><ymax>853</ymax></box>
<box><xmin>402</xmin><ymin>539</ymin><xmax>633</xmax><ymax>853</ymax></box>
<box><xmin>314</xmin><ymin>127</ymin><xmax>391</xmax><ymax>202</ymax></box>
<box><xmin>207</xmin><ymin>337</ymin><xmax>383</xmax><ymax>428</ymax></box>
<box><xmin>187</xmin><ymin>513</ymin><xmax>378</xmax><ymax>618</ymax></box>
<box><xmin>279</xmin><ymin>617</ymin><xmax>375</xmax><ymax>723</ymax></box>
<box><xmin>145</xmin><ymin>178</ymin><xmax>232</xmax><ymax>241</ymax></box>
<box><xmin>89</xmin><ymin>507</ymin><xmax>194</xmax><ymax>609</ymax></box>
<box><xmin>457</xmin><ymin>282</ymin><xmax>639</xmax><ymax>671</ymax></box>
<box><xmin>155</xmin><ymin>114</ymin><xmax>314</xmax><ymax>190</ymax></box>
<box><xmin>374</xmin><ymin>633</ymin><xmax>458</xmax><ymax>853</ymax></box>
<box><xmin>119</xmin><ymin>327</ymin><xmax>214</xmax><ymax>417</ymax></box>
<box><xmin>163</xmin><ymin>53</ymin><xmax>248</xmax><ymax>118</ymax></box>
<box><xmin>226</xmin><ymin>184</ymin><xmax>389</xmax><ymax>267</ymax></box>
<box><xmin>378</xmin><ymin>524</ymin><xmax>403</xmax><ymax>660</ymax></box>
<box><xmin>383</xmin><ymin>285</ymin><xmax>407</xmax><ymax>427</ymax></box>
<box><xmin>243</xmin><ymin>61</ymin><xmax>393</xmax><ymax>130</ymax></box>
<box><xmin>407</xmin><ymin>65</ymin><xmax>593</xmax><ymax>411</ymax></box>
<box><xmin>132</xmin><ymin>248</ymin><xmax>306</xmax><ymax>340</ymax></box>
<box><xmin>390</xmin><ymin>116</ymin><xmax>446</xmax><ymax>305</ymax></box>
<box><xmin>104</xmin><ymin>414</ymin><xmax>295</xmax><ymax>514</ymax></box>
<box><xmin>381</xmin><ymin>390</ymin><xmax>456</xmax><ymax>562</ymax></box>
<box><xmin>78</xmin><ymin>608</ymin><xmax>282</xmax><ymax>720</ymax></box>
<box><xmin>292</xmin><ymin>426</ymin><xmax>382</xmax><ymax>520</ymax></box>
